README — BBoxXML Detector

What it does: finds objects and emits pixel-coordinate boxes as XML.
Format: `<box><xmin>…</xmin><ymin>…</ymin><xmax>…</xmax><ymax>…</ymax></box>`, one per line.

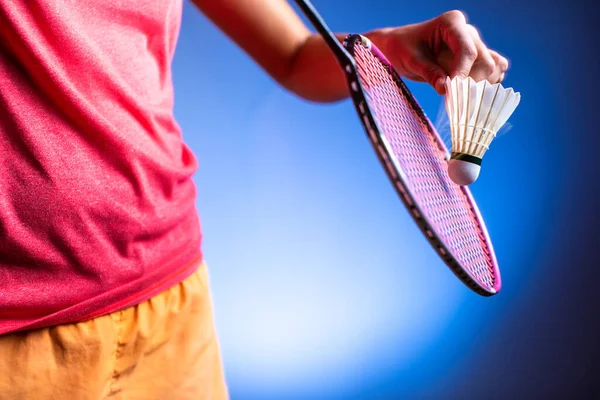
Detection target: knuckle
<box><xmin>441</xmin><ymin>9</ymin><xmax>467</xmax><ymax>25</ymax></box>
<box><xmin>461</xmin><ymin>44</ymin><xmax>478</xmax><ymax>60</ymax></box>
<box><xmin>446</xmin><ymin>9</ymin><xmax>466</xmax><ymax>21</ymax></box>
<box><xmin>466</xmin><ymin>24</ymin><xmax>480</xmax><ymax>38</ymax></box>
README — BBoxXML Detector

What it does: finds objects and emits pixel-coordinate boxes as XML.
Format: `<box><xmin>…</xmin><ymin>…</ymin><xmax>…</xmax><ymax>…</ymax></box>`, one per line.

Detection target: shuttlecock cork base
<box><xmin>444</xmin><ymin>76</ymin><xmax>521</xmax><ymax>186</ymax></box>
<box><xmin>448</xmin><ymin>152</ymin><xmax>482</xmax><ymax>186</ymax></box>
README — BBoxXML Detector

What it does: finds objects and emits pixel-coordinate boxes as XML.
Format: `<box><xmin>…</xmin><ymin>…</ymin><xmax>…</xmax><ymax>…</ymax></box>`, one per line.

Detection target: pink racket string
<box><xmin>352</xmin><ymin>42</ymin><xmax>497</xmax><ymax>291</ymax></box>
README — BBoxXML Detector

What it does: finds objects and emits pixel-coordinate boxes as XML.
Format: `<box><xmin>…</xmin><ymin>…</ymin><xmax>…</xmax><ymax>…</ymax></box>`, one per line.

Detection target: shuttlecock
<box><xmin>444</xmin><ymin>76</ymin><xmax>521</xmax><ymax>186</ymax></box>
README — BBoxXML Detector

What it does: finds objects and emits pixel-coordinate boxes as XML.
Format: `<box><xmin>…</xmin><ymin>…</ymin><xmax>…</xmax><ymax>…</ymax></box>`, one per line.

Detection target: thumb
<box><xmin>410</xmin><ymin>55</ymin><xmax>448</xmax><ymax>95</ymax></box>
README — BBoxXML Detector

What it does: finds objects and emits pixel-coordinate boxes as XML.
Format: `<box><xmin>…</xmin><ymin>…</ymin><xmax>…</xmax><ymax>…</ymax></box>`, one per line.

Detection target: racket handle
<box><xmin>293</xmin><ymin>0</ymin><xmax>354</xmax><ymax>66</ymax></box>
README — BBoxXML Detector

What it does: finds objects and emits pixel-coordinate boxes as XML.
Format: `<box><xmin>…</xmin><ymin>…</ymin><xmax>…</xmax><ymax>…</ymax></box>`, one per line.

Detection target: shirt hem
<box><xmin>0</xmin><ymin>250</ymin><xmax>203</xmax><ymax>336</ymax></box>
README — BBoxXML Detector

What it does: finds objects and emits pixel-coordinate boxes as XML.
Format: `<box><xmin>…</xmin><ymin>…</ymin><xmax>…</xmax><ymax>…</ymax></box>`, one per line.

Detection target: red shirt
<box><xmin>0</xmin><ymin>0</ymin><xmax>203</xmax><ymax>335</ymax></box>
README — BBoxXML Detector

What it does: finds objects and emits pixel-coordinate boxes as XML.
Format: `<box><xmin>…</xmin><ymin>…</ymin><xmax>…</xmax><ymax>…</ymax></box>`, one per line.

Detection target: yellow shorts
<box><xmin>0</xmin><ymin>263</ymin><xmax>229</xmax><ymax>400</ymax></box>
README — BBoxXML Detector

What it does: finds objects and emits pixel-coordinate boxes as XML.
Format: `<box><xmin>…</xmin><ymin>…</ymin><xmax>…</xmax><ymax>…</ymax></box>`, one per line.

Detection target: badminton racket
<box><xmin>294</xmin><ymin>0</ymin><xmax>501</xmax><ymax>296</ymax></box>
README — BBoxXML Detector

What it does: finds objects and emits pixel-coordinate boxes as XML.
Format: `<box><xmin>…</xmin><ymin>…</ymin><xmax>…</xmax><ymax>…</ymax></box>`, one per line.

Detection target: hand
<box><xmin>372</xmin><ymin>10</ymin><xmax>509</xmax><ymax>95</ymax></box>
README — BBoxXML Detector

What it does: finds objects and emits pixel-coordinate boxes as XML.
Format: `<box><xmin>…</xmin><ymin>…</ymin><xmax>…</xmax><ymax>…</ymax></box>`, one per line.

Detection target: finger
<box><xmin>490</xmin><ymin>50</ymin><xmax>509</xmax><ymax>81</ymax></box>
<box><xmin>486</xmin><ymin>51</ymin><xmax>509</xmax><ymax>83</ymax></box>
<box><xmin>438</xmin><ymin>11</ymin><xmax>478</xmax><ymax>79</ymax></box>
<box><xmin>407</xmin><ymin>54</ymin><xmax>449</xmax><ymax>94</ymax></box>
<box><xmin>487</xmin><ymin>53</ymin><xmax>503</xmax><ymax>83</ymax></box>
<box><xmin>466</xmin><ymin>25</ymin><xmax>495</xmax><ymax>82</ymax></box>
<box><xmin>490</xmin><ymin>50</ymin><xmax>509</xmax><ymax>72</ymax></box>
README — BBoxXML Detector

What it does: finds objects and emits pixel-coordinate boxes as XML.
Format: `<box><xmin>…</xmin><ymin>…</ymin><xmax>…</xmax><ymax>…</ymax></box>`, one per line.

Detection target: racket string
<box><xmin>353</xmin><ymin>44</ymin><xmax>495</xmax><ymax>289</ymax></box>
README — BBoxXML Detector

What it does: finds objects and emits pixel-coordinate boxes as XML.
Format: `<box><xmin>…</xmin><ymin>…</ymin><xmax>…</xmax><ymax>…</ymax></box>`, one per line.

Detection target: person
<box><xmin>0</xmin><ymin>0</ymin><xmax>509</xmax><ymax>398</ymax></box>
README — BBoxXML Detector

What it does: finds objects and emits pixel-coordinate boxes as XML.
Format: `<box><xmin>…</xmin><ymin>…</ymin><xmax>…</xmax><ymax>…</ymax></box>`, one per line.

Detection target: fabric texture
<box><xmin>0</xmin><ymin>262</ymin><xmax>229</xmax><ymax>400</ymax></box>
<box><xmin>0</xmin><ymin>0</ymin><xmax>203</xmax><ymax>335</ymax></box>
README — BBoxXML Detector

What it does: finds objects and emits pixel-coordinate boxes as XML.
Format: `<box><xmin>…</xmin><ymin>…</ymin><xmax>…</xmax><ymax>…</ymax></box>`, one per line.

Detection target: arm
<box><xmin>191</xmin><ymin>0</ymin><xmax>509</xmax><ymax>102</ymax></box>
<box><xmin>190</xmin><ymin>0</ymin><xmax>350</xmax><ymax>102</ymax></box>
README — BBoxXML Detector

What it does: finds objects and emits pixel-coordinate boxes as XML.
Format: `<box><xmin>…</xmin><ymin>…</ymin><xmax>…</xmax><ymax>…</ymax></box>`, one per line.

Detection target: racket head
<box><xmin>342</xmin><ymin>34</ymin><xmax>501</xmax><ymax>296</ymax></box>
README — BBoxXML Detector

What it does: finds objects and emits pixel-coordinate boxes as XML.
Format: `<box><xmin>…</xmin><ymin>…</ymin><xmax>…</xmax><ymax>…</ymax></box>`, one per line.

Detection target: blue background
<box><xmin>173</xmin><ymin>0</ymin><xmax>599</xmax><ymax>398</ymax></box>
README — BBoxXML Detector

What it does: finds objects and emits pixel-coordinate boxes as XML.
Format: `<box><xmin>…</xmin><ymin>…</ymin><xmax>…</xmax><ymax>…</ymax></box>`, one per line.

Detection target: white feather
<box><xmin>443</xmin><ymin>76</ymin><xmax>521</xmax><ymax>160</ymax></box>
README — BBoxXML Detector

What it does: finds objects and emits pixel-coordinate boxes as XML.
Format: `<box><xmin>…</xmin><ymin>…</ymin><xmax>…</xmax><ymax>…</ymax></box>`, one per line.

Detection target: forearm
<box><xmin>281</xmin><ymin>33</ymin><xmax>348</xmax><ymax>103</ymax></box>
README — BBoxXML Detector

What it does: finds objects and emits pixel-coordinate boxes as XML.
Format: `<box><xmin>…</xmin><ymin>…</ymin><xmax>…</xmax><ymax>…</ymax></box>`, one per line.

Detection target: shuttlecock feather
<box><xmin>444</xmin><ymin>76</ymin><xmax>521</xmax><ymax>186</ymax></box>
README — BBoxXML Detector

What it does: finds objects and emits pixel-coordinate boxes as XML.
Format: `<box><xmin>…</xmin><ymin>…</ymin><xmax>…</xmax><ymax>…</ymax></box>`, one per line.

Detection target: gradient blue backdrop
<box><xmin>172</xmin><ymin>1</ymin><xmax>599</xmax><ymax>398</ymax></box>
